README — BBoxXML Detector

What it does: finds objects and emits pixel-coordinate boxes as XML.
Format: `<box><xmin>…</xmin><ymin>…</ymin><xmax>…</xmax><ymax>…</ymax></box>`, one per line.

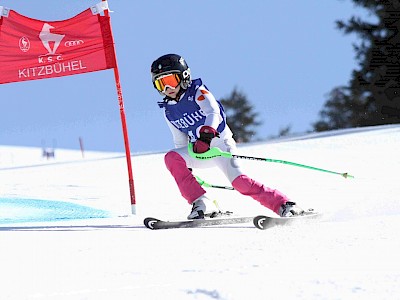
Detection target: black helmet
<box><xmin>151</xmin><ymin>54</ymin><xmax>191</xmax><ymax>90</ymax></box>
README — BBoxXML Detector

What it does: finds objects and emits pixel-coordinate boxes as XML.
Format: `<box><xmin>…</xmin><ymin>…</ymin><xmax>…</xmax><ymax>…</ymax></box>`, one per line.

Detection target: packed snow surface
<box><xmin>1</xmin><ymin>124</ymin><xmax>399</xmax><ymax>299</ymax></box>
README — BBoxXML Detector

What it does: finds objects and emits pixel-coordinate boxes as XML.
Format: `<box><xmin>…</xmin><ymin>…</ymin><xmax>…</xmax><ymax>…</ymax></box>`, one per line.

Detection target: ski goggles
<box><xmin>154</xmin><ymin>73</ymin><xmax>181</xmax><ymax>92</ymax></box>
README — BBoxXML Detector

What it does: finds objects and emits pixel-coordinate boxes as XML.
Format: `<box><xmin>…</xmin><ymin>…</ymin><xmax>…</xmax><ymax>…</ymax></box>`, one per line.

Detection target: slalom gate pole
<box><xmin>188</xmin><ymin>144</ymin><xmax>354</xmax><ymax>179</ymax></box>
<box><xmin>104</xmin><ymin>1</ymin><xmax>136</xmax><ymax>214</ymax></box>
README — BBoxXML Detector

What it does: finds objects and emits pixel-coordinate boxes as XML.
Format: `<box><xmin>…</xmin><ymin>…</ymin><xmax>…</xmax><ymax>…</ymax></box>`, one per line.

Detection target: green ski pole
<box><xmin>195</xmin><ymin>175</ymin><xmax>235</xmax><ymax>190</ymax></box>
<box><xmin>188</xmin><ymin>143</ymin><xmax>354</xmax><ymax>179</ymax></box>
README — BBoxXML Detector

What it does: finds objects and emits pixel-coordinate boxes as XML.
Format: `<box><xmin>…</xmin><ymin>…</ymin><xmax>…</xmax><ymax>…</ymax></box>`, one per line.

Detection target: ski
<box><xmin>253</xmin><ymin>211</ymin><xmax>321</xmax><ymax>230</ymax></box>
<box><xmin>144</xmin><ymin>216</ymin><xmax>254</xmax><ymax>230</ymax></box>
<box><xmin>144</xmin><ymin>211</ymin><xmax>321</xmax><ymax>230</ymax></box>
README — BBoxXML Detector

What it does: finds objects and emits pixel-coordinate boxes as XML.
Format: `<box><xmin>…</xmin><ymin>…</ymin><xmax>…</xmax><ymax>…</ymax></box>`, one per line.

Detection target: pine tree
<box><xmin>220</xmin><ymin>87</ymin><xmax>261</xmax><ymax>143</ymax></box>
<box><xmin>313</xmin><ymin>0</ymin><xmax>400</xmax><ymax>131</ymax></box>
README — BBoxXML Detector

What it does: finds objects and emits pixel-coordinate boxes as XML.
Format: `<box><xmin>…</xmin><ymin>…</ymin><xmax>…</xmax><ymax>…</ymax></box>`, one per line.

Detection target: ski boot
<box><xmin>279</xmin><ymin>201</ymin><xmax>305</xmax><ymax>217</ymax></box>
<box><xmin>188</xmin><ymin>195</ymin><xmax>219</xmax><ymax>220</ymax></box>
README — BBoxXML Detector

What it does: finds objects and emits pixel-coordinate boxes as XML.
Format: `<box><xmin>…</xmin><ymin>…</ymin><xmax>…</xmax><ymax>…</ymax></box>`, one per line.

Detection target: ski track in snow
<box><xmin>0</xmin><ymin>124</ymin><xmax>399</xmax><ymax>300</ymax></box>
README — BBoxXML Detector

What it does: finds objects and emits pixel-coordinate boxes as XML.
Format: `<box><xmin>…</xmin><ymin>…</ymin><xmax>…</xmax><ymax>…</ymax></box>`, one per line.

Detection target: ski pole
<box><xmin>188</xmin><ymin>143</ymin><xmax>354</xmax><ymax>179</ymax></box>
<box><xmin>195</xmin><ymin>175</ymin><xmax>235</xmax><ymax>190</ymax></box>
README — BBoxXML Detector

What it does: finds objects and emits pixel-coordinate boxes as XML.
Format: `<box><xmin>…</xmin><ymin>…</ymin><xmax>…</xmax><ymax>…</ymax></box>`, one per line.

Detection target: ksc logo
<box><xmin>39</xmin><ymin>23</ymin><xmax>65</xmax><ymax>55</ymax></box>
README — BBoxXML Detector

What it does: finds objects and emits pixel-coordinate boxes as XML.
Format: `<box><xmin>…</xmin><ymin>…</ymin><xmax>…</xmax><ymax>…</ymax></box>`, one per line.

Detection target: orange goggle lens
<box><xmin>154</xmin><ymin>74</ymin><xmax>181</xmax><ymax>92</ymax></box>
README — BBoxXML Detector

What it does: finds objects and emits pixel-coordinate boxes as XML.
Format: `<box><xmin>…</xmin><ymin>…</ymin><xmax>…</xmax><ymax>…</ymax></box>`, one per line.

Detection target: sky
<box><xmin>0</xmin><ymin>0</ymin><xmax>372</xmax><ymax>153</ymax></box>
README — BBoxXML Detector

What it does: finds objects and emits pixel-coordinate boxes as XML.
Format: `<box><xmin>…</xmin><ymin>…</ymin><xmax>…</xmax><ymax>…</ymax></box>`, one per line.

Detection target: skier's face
<box><xmin>164</xmin><ymin>85</ymin><xmax>181</xmax><ymax>99</ymax></box>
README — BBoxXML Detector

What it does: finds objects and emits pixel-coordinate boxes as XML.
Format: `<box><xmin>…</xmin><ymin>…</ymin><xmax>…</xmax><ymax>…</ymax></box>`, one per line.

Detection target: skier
<box><xmin>151</xmin><ymin>54</ymin><xmax>304</xmax><ymax>219</ymax></box>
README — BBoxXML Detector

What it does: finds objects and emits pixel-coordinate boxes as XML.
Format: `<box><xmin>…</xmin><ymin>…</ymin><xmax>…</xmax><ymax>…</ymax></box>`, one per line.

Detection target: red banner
<box><xmin>0</xmin><ymin>7</ymin><xmax>116</xmax><ymax>84</ymax></box>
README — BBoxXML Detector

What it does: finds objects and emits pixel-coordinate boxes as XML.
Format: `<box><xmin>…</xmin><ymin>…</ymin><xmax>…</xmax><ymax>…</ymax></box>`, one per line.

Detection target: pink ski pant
<box><xmin>164</xmin><ymin>146</ymin><xmax>288</xmax><ymax>214</ymax></box>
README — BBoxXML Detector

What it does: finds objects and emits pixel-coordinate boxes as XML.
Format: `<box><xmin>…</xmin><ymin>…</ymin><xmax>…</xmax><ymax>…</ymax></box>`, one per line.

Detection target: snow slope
<box><xmin>0</xmin><ymin>124</ymin><xmax>399</xmax><ymax>300</ymax></box>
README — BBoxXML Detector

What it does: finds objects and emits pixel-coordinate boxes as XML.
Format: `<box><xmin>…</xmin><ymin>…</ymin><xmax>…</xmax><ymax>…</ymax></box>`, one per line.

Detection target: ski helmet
<box><xmin>151</xmin><ymin>54</ymin><xmax>191</xmax><ymax>91</ymax></box>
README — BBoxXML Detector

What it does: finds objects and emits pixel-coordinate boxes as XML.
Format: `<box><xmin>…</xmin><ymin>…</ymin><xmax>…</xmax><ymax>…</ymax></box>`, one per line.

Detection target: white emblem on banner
<box><xmin>39</xmin><ymin>23</ymin><xmax>65</xmax><ymax>55</ymax></box>
<box><xmin>19</xmin><ymin>37</ymin><xmax>31</xmax><ymax>52</ymax></box>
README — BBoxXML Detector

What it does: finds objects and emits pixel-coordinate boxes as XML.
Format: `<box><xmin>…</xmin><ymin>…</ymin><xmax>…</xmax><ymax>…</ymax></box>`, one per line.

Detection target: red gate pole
<box><xmin>103</xmin><ymin>1</ymin><xmax>136</xmax><ymax>214</ymax></box>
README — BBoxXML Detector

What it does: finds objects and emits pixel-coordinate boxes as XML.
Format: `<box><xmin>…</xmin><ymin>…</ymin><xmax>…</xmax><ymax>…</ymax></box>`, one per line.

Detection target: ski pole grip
<box><xmin>188</xmin><ymin>143</ymin><xmax>232</xmax><ymax>160</ymax></box>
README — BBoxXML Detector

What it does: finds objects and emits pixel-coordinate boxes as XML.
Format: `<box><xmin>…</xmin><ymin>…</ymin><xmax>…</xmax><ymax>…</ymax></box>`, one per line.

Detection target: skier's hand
<box><xmin>193</xmin><ymin>126</ymin><xmax>219</xmax><ymax>153</ymax></box>
<box><xmin>193</xmin><ymin>140</ymin><xmax>210</xmax><ymax>153</ymax></box>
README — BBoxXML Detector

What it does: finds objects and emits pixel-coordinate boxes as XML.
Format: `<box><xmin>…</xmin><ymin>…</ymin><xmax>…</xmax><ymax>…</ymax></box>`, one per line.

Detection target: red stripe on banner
<box><xmin>98</xmin><ymin>14</ymin><xmax>117</xmax><ymax>69</ymax></box>
<box><xmin>0</xmin><ymin>8</ymin><xmax>116</xmax><ymax>84</ymax></box>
